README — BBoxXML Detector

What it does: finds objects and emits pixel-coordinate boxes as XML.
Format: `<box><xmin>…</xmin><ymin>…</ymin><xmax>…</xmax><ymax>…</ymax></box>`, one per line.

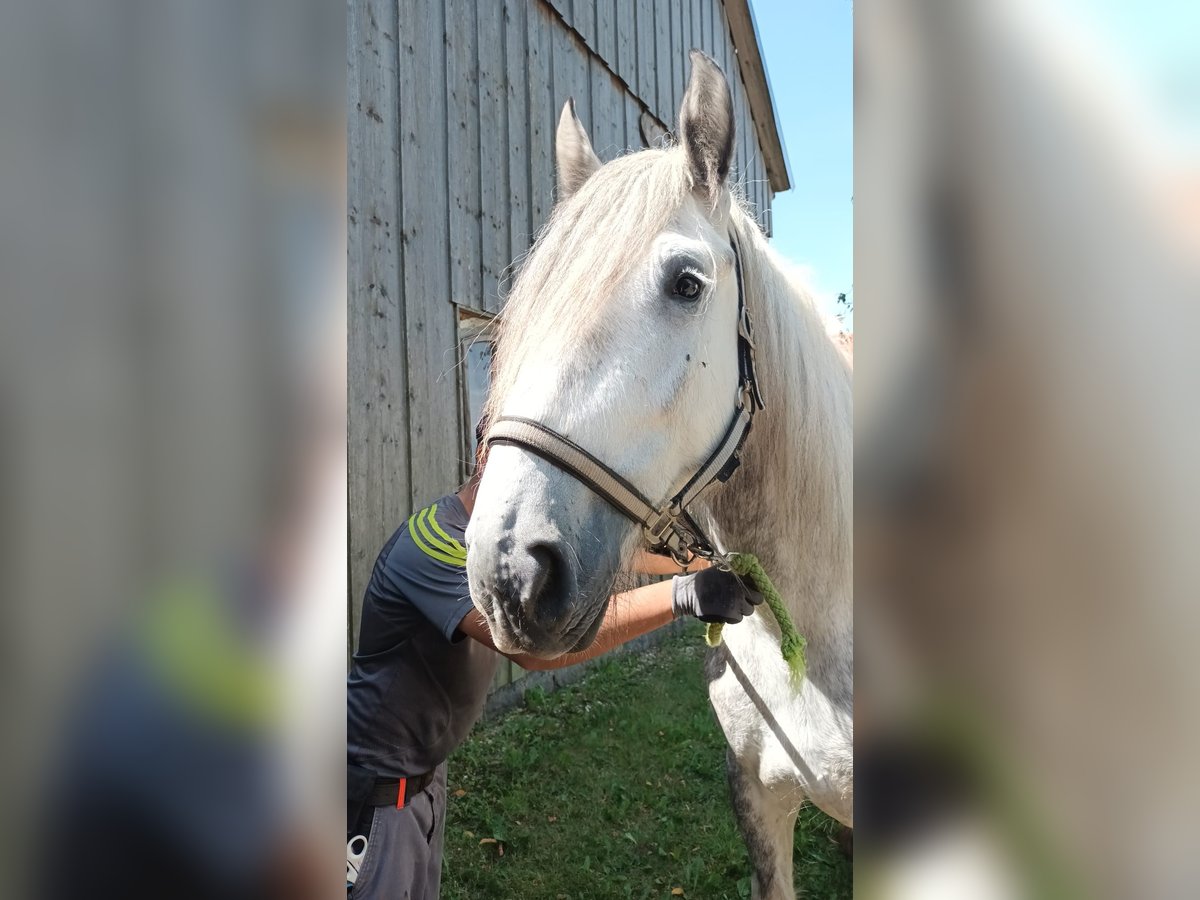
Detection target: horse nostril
<box><xmin>524</xmin><ymin>542</ymin><xmax>570</xmax><ymax>627</ymax></box>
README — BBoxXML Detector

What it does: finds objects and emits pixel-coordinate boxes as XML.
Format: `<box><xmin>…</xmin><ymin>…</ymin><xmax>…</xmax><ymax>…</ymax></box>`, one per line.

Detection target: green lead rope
<box><xmin>703</xmin><ymin>552</ymin><xmax>807</xmax><ymax>686</ymax></box>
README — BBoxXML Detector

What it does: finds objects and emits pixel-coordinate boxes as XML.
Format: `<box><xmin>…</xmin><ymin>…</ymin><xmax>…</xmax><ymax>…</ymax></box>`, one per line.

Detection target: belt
<box><xmin>366</xmin><ymin>770</ymin><xmax>436</xmax><ymax>809</ymax></box>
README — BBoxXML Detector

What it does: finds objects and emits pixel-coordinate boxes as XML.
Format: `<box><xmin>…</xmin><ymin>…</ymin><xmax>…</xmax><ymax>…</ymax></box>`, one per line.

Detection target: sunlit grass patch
<box><xmin>442</xmin><ymin>625</ymin><xmax>851</xmax><ymax>899</ymax></box>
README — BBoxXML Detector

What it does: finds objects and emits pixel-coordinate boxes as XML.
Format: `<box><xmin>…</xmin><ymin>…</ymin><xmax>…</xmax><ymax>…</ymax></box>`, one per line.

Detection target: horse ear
<box><xmin>555</xmin><ymin>98</ymin><xmax>602</xmax><ymax>203</ymax></box>
<box><xmin>678</xmin><ymin>50</ymin><xmax>735</xmax><ymax>206</ymax></box>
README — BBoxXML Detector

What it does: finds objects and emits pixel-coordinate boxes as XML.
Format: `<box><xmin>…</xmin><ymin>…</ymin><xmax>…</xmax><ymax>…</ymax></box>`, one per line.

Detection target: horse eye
<box><xmin>673</xmin><ymin>273</ymin><xmax>702</xmax><ymax>300</ymax></box>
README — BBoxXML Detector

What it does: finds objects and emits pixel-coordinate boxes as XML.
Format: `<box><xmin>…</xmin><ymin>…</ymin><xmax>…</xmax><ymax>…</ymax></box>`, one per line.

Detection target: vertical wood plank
<box><xmin>748</xmin><ymin>139</ymin><xmax>760</xmax><ymax>223</ymax></box>
<box><xmin>505</xmin><ymin>0</ymin><xmax>531</xmax><ymax>267</ymax></box>
<box><xmin>478</xmin><ymin>0</ymin><xmax>509</xmax><ymax>313</ymax></box>
<box><xmin>753</xmin><ymin>140</ymin><xmax>763</xmax><ymax>227</ymax></box>
<box><xmin>616</xmin><ymin>0</ymin><xmax>635</xmax><ymax>91</ymax></box>
<box><xmin>635</xmin><ymin>0</ymin><xmax>655</xmax><ymax>116</ymax></box>
<box><xmin>729</xmin><ymin>59</ymin><xmax>744</xmax><ymax>198</ymax></box>
<box><xmin>713</xmin><ymin>0</ymin><xmax>723</xmax><ymax>61</ymax></box>
<box><xmin>700</xmin><ymin>0</ymin><xmax>712</xmax><ymax>56</ymax></box>
<box><xmin>447</xmin><ymin>0</ymin><xmax>483</xmax><ymax>311</ymax></box>
<box><xmin>491</xmin><ymin>657</ymin><xmax>511</xmax><ymax>690</ymax></box>
<box><xmin>688</xmin><ymin>0</ymin><xmax>701</xmax><ymax>56</ymax></box>
<box><xmin>737</xmin><ymin>65</ymin><xmax>753</xmax><ymax>205</ymax></box>
<box><xmin>589</xmin><ymin>57</ymin><xmax>619</xmax><ymax>160</ymax></box>
<box><xmin>757</xmin><ymin>154</ymin><xmax>771</xmax><ymax>233</ymax></box>
<box><xmin>728</xmin><ymin>72</ymin><xmax>740</xmax><ymax>195</ymax></box>
<box><xmin>545</xmin><ymin>0</ymin><xmax>571</xmax><ymax>28</ymax></box>
<box><xmin>654</xmin><ymin>0</ymin><xmax>672</xmax><ymax>123</ymax></box>
<box><xmin>570</xmin><ymin>0</ymin><xmax>595</xmax><ymax>50</ymax></box>
<box><xmin>528</xmin><ymin>2</ymin><xmax>556</xmax><ymax>234</ymax></box>
<box><xmin>671</xmin><ymin>0</ymin><xmax>684</xmax><ymax>115</ymax></box>
<box><xmin>714</xmin><ymin>0</ymin><xmax>730</xmax><ymax>82</ymax></box>
<box><xmin>679</xmin><ymin>0</ymin><xmax>690</xmax><ymax>62</ymax></box>
<box><xmin>401</xmin><ymin>0</ymin><xmax>461</xmax><ymax>507</ymax></box>
<box><xmin>596</xmin><ymin>0</ymin><xmax>616</xmax><ymax>72</ymax></box>
<box><xmin>552</xmin><ymin>20</ymin><xmax>591</xmax><ymax>152</ymax></box>
<box><xmin>348</xmin><ymin>0</ymin><xmax>409</xmax><ymax>647</ymax></box>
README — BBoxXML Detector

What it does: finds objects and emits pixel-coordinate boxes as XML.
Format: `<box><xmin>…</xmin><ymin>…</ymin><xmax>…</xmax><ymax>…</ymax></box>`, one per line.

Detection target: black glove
<box><xmin>671</xmin><ymin>567</ymin><xmax>764</xmax><ymax>624</ymax></box>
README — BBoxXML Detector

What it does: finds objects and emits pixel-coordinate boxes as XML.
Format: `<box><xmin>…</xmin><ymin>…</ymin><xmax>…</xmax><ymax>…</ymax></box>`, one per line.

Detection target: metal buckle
<box><xmin>644</xmin><ymin>508</ymin><xmax>676</xmax><ymax>543</ymax></box>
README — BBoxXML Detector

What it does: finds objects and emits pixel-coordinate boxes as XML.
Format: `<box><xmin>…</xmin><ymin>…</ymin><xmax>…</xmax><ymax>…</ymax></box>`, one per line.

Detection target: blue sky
<box><xmin>751</xmin><ymin>0</ymin><xmax>853</xmax><ymax>324</ymax></box>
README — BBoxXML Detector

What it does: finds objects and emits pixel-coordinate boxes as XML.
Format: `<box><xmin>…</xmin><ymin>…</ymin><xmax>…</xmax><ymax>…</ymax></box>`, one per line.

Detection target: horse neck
<box><xmin>703</xmin><ymin>214</ymin><xmax>853</xmax><ymax>642</ymax></box>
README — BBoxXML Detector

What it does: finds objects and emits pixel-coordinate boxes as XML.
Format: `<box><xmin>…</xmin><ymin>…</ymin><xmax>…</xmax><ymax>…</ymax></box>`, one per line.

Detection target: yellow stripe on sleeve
<box><xmin>408</xmin><ymin>511</ymin><xmax>466</xmax><ymax>567</ymax></box>
<box><xmin>417</xmin><ymin>508</ymin><xmax>466</xmax><ymax>561</ymax></box>
<box><xmin>426</xmin><ymin>503</ymin><xmax>468</xmax><ymax>555</ymax></box>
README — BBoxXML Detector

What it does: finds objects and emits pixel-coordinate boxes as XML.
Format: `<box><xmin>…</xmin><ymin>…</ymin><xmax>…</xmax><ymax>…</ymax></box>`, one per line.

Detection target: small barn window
<box><xmin>457</xmin><ymin>308</ymin><xmax>498</xmax><ymax>481</ymax></box>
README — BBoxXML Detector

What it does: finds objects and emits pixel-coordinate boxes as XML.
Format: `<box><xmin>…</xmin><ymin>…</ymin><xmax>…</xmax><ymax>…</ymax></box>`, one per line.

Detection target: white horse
<box><xmin>466</xmin><ymin>52</ymin><xmax>852</xmax><ymax>899</ymax></box>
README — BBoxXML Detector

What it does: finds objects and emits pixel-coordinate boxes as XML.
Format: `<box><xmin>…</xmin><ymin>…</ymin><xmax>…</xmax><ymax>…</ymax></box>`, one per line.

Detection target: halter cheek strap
<box><xmin>486</xmin><ymin>233</ymin><xmax>763</xmax><ymax>564</ymax></box>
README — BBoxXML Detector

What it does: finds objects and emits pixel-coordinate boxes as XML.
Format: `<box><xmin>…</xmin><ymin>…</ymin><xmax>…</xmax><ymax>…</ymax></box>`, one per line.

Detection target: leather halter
<box><xmin>486</xmin><ymin>235</ymin><xmax>764</xmax><ymax>565</ymax></box>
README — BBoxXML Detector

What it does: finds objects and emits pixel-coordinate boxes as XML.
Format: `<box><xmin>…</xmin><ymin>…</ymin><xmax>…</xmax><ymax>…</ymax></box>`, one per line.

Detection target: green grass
<box><xmin>442</xmin><ymin>624</ymin><xmax>851</xmax><ymax>899</ymax></box>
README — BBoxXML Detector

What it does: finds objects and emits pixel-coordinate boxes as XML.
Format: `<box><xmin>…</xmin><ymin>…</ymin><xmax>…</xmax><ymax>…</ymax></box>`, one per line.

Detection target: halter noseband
<box><xmin>486</xmin><ymin>234</ymin><xmax>764</xmax><ymax>566</ymax></box>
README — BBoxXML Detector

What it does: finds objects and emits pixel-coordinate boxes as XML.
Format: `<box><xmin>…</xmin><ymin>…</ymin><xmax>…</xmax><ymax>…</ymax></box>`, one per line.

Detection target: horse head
<box><xmin>466</xmin><ymin>52</ymin><xmax>750</xmax><ymax>657</ymax></box>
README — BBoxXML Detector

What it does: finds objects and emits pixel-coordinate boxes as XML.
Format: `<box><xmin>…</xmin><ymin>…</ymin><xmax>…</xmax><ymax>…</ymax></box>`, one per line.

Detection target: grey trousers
<box><xmin>350</xmin><ymin>764</ymin><xmax>447</xmax><ymax>900</ymax></box>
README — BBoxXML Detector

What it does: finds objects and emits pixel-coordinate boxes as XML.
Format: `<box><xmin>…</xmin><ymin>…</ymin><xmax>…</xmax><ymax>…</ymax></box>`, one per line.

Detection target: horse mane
<box><xmin>706</xmin><ymin>208</ymin><xmax>853</xmax><ymax>625</ymax></box>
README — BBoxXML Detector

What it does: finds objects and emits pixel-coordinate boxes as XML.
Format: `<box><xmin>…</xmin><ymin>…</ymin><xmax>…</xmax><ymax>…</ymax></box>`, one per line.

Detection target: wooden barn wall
<box><xmin>349</xmin><ymin>0</ymin><xmax>778</xmax><ymax>655</ymax></box>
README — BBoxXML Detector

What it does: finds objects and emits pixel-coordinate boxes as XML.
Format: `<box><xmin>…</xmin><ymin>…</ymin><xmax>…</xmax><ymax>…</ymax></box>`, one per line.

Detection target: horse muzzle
<box><xmin>466</xmin><ymin>444</ymin><xmax>629</xmax><ymax>658</ymax></box>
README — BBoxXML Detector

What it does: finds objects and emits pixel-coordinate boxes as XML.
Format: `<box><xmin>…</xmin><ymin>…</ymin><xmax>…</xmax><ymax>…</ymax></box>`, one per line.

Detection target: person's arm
<box><xmin>628</xmin><ymin>549</ymin><xmax>711</xmax><ymax>576</ymax></box>
<box><xmin>457</xmin><ymin>579</ymin><xmax>676</xmax><ymax>671</ymax></box>
<box><xmin>458</xmin><ymin>567</ymin><xmax>760</xmax><ymax>671</ymax></box>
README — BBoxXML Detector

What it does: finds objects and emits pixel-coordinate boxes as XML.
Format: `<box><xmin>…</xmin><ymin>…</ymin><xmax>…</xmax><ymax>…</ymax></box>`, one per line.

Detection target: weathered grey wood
<box><xmin>636</xmin><ymin>0</ymin><xmax>656</xmax><ymax>117</ymax></box>
<box><xmin>671</xmin><ymin>0</ymin><xmax>685</xmax><ymax>116</ymax></box>
<box><xmin>700</xmin><ymin>0</ymin><xmax>712</xmax><ymax>55</ymax></box>
<box><xmin>478</xmin><ymin>0</ymin><xmax>509</xmax><ymax>313</ymax></box>
<box><xmin>505</xmin><ymin>0</ymin><xmax>531</xmax><ymax>267</ymax></box>
<box><xmin>590</xmin><ymin>56</ymin><xmax>622</xmax><ymax>160</ymax></box>
<box><xmin>401</xmin><ymin>0</ymin><xmax>461</xmax><ymax>506</ymax></box>
<box><xmin>744</xmin><ymin>79</ymin><xmax>756</xmax><ymax>207</ymax></box>
<box><xmin>491</xmin><ymin>655</ymin><xmax>512</xmax><ymax>690</ymax></box>
<box><xmin>689</xmin><ymin>0</ymin><xmax>702</xmax><ymax>56</ymax></box>
<box><xmin>348</xmin><ymin>0</ymin><xmax>783</xmax><ymax>662</ymax></box>
<box><xmin>615</xmin><ymin>0</ymin><xmax>635</xmax><ymax>91</ymax></box>
<box><xmin>760</xmin><ymin>153</ymin><xmax>769</xmax><ymax>230</ymax></box>
<box><xmin>654</xmin><ymin>0</ymin><xmax>672</xmax><ymax>124</ymax></box>
<box><xmin>624</xmin><ymin>88</ymin><xmax>642</xmax><ymax>151</ymax></box>
<box><xmin>447</xmin><ymin>0</ymin><xmax>483</xmax><ymax>313</ymax></box>
<box><xmin>757</xmin><ymin>154</ymin><xmax>771</xmax><ymax>233</ymax></box>
<box><xmin>348</xmin><ymin>0</ymin><xmax>409</xmax><ymax>647</ymax></box>
<box><xmin>716</xmin><ymin>0</ymin><xmax>726</xmax><ymax>63</ymax></box>
<box><xmin>595</xmin><ymin>0</ymin><xmax>617</xmax><ymax>73</ymax></box>
<box><xmin>545</xmin><ymin>0</ymin><xmax>571</xmax><ymax>27</ymax></box>
<box><xmin>733</xmin><ymin>56</ymin><xmax>751</xmax><ymax>202</ymax></box>
<box><xmin>553</xmin><ymin>20</ymin><xmax>592</xmax><ymax>154</ymax></box>
<box><xmin>571</xmin><ymin>0</ymin><xmax>595</xmax><ymax>50</ymax></box>
<box><xmin>528</xmin><ymin>1</ymin><xmax>556</xmax><ymax>232</ymax></box>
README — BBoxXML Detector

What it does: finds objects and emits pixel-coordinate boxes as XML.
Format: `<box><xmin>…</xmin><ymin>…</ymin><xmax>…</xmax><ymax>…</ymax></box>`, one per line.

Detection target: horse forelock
<box><xmin>487</xmin><ymin>148</ymin><xmax>692</xmax><ymax>418</ymax></box>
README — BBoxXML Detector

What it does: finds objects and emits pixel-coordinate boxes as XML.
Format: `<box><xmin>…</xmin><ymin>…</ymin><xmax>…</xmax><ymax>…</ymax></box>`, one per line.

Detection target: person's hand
<box><xmin>671</xmin><ymin>568</ymin><xmax>763</xmax><ymax>624</ymax></box>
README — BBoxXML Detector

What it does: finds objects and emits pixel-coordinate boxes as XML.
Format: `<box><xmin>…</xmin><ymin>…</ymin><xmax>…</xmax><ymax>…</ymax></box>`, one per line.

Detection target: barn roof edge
<box><xmin>725</xmin><ymin>0</ymin><xmax>792</xmax><ymax>193</ymax></box>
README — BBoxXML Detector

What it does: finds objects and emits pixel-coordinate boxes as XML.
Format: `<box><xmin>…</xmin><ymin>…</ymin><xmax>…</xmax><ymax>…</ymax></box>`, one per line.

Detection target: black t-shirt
<box><xmin>347</xmin><ymin>495</ymin><xmax>498</xmax><ymax>776</ymax></box>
